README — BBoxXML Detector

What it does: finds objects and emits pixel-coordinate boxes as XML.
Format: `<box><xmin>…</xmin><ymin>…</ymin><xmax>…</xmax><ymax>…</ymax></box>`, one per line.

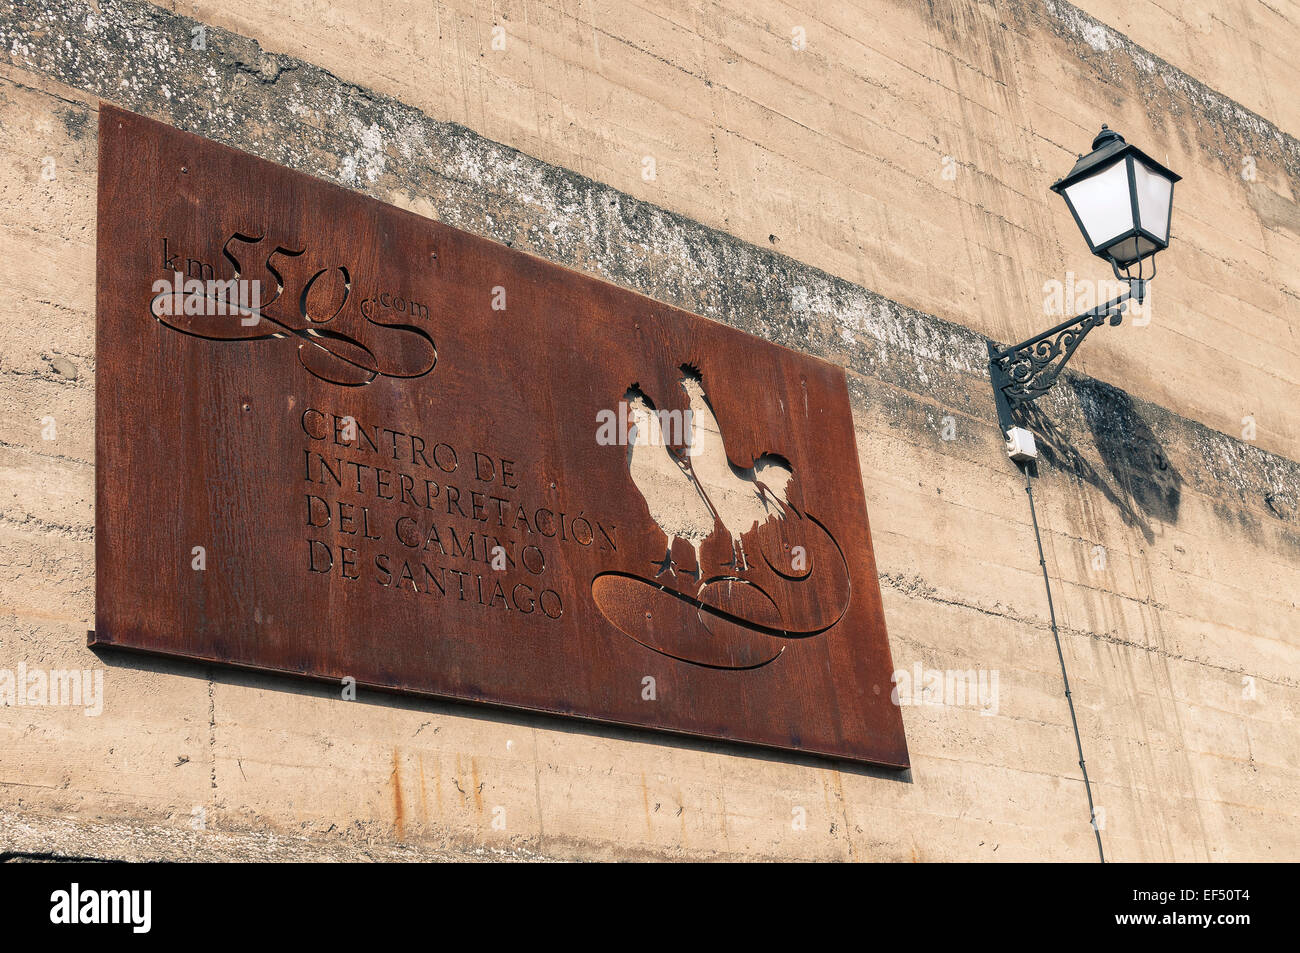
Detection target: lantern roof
<box><xmin>1050</xmin><ymin>125</ymin><xmax>1181</xmax><ymax>195</ymax></box>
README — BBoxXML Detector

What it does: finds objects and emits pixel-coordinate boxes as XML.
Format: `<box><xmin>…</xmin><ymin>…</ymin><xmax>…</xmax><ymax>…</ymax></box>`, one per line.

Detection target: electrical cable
<box><xmin>1024</xmin><ymin>465</ymin><xmax>1106</xmax><ymax>863</ymax></box>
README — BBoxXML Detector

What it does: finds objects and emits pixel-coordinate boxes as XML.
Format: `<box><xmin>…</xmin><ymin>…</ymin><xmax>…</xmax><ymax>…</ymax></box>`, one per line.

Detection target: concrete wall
<box><xmin>0</xmin><ymin>0</ymin><xmax>1296</xmax><ymax>861</ymax></box>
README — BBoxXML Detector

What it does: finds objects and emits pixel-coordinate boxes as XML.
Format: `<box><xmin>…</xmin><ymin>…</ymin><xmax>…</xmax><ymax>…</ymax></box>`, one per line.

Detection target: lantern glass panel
<box><xmin>1062</xmin><ymin>158</ymin><xmax>1133</xmax><ymax>250</ymax></box>
<box><xmin>1133</xmin><ymin>158</ymin><xmax>1173</xmax><ymax>241</ymax></box>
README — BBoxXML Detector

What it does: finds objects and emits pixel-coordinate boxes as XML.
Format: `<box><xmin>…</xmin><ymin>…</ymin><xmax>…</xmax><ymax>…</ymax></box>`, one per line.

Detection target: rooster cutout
<box><xmin>592</xmin><ymin>364</ymin><xmax>852</xmax><ymax>670</ymax></box>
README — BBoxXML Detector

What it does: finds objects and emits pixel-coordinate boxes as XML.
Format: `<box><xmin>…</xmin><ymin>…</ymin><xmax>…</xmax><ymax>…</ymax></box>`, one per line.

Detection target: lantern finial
<box><xmin>1092</xmin><ymin>125</ymin><xmax>1124</xmax><ymax>150</ymax></box>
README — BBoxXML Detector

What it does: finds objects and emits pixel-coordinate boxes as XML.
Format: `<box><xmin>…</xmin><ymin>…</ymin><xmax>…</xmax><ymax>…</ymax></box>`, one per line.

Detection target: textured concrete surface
<box><xmin>1071</xmin><ymin>0</ymin><xmax>1300</xmax><ymax>141</ymax></box>
<box><xmin>0</xmin><ymin>0</ymin><xmax>1296</xmax><ymax>861</ymax></box>
<box><xmin>0</xmin><ymin>807</ymin><xmax>555</xmax><ymax>862</ymax></box>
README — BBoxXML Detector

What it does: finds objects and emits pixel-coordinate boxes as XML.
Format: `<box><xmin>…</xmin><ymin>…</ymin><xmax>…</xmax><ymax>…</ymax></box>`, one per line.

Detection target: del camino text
<box><xmin>300</xmin><ymin>407</ymin><xmax>617</xmax><ymax>620</ymax></box>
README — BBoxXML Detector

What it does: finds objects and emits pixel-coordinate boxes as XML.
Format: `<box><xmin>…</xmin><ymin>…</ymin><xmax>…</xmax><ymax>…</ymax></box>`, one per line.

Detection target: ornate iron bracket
<box><xmin>987</xmin><ymin>279</ymin><xmax>1145</xmax><ymax>433</ymax></box>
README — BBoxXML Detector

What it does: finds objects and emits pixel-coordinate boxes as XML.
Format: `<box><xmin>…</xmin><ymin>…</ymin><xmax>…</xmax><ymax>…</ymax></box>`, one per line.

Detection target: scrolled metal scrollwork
<box><xmin>986</xmin><ymin>282</ymin><xmax>1140</xmax><ymax>434</ymax></box>
<box><xmin>994</xmin><ymin>308</ymin><xmax>1119</xmax><ymax>405</ymax></box>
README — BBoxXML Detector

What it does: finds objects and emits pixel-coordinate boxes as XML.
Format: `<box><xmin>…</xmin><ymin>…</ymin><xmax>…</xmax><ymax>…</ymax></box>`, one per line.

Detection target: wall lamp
<box><xmin>988</xmin><ymin>126</ymin><xmax>1180</xmax><ymax>461</ymax></box>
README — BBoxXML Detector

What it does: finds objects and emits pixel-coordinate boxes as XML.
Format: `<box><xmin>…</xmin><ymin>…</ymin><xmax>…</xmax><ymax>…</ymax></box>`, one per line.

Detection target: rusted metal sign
<box><xmin>93</xmin><ymin>103</ymin><xmax>908</xmax><ymax>767</ymax></box>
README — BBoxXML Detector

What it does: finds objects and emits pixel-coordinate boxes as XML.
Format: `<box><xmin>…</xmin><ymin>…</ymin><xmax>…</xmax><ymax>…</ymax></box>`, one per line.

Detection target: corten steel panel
<box><xmin>93</xmin><ymin>103</ymin><xmax>909</xmax><ymax>768</ymax></box>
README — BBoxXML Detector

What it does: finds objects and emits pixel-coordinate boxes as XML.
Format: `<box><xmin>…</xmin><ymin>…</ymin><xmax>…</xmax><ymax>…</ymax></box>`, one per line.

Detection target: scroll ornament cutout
<box><xmin>149</xmin><ymin>232</ymin><xmax>437</xmax><ymax>386</ymax></box>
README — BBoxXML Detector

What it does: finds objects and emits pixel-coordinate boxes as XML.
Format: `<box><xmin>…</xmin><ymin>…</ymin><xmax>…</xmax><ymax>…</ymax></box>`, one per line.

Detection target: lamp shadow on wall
<box><xmin>87</xmin><ymin>648</ymin><xmax>913</xmax><ymax>783</ymax></box>
<box><xmin>1015</xmin><ymin>377</ymin><xmax>1182</xmax><ymax>544</ymax></box>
